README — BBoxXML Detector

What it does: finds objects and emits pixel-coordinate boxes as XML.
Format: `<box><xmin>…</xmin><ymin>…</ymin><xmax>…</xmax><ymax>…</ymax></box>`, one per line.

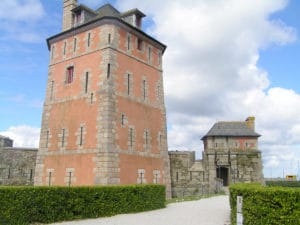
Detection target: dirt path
<box><xmin>52</xmin><ymin>195</ymin><xmax>231</xmax><ymax>225</ymax></box>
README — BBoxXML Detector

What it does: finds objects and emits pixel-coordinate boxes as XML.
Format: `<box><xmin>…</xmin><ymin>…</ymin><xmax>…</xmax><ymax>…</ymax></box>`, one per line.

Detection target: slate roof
<box><xmin>201</xmin><ymin>121</ymin><xmax>261</xmax><ymax>140</ymax></box>
<box><xmin>95</xmin><ymin>4</ymin><xmax>121</xmax><ymax>18</ymax></box>
<box><xmin>47</xmin><ymin>3</ymin><xmax>166</xmax><ymax>52</ymax></box>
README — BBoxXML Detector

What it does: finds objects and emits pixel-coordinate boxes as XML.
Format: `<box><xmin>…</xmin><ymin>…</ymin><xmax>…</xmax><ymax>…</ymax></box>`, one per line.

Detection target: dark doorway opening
<box><xmin>216</xmin><ymin>167</ymin><xmax>229</xmax><ymax>186</ymax></box>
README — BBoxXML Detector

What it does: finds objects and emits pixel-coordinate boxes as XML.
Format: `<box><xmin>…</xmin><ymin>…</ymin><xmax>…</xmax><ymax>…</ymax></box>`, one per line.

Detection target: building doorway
<box><xmin>216</xmin><ymin>167</ymin><xmax>229</xmax><ymax>186</ymax></box>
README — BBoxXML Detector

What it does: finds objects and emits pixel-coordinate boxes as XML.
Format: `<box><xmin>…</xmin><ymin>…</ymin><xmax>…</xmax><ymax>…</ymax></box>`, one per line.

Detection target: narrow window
<box><xmin>61</xmin><ymin>128</ymin><xmax>65</xmax><ymax>147</ymax></box>
<box><xmin>127</xmin><ymin>74</ymin><xmax>130</xmax><ymax>95</ymax></box>
<box><xmin>73</xmin><ymin>38</ymin><xmax>77</xmax><ymax>52</ymax></box>
<box><xmin>157</xmin><ymin>84</ymin><xmax>160</xmax><ymax>100</ymax></box>
<box><xmin>48</xmin><ymin>171</ymin><xmax>52</xmax><ymax>186</ymax></box>
<box><xmin>8</xmin><ymin>167</ymin><xmax>11</xmax><ymax>179</ymax></box>
<box><xmin>129</xmin><ymin>128</ymin><xmax>133</xmax><ymax>149</ymax></box>
<box><xmin>84</xmin><ymin>72</ymin><xmax>89</xmax><ymax>93</ymax></box>
<box><xmin>148</xmin><ymin>47</ymin><xmax>151</xmax><ymax>62</ymax></box>
<box><xmin>50</xmin><ymin>80</ymin><xmax>54</xmax><ymax>100</ymax></box>
<box><xmin>66</xmin><ymin>66</ymin><xmax>74</xmax><ymax>84</ymax></box>
<box><xmin>127</xmin><ymin>35</ymin><xmax>131</xmax><ymax>50</ymax></box>
<box><xmin>51</xmin><ymin>46</ymin><xmax>55</xmax><ymax>59</ymax></box>
<box><xmin>145</xmin><ymin>130</ymin><xmax>149</xmax><ymax>147</ymax></box>
<box><xmin>190</xmin><ymin>172</ymin><xmax>192</xmax><ymax>181</ymax></box>
<box><xmin>107</xmin><ymin>63</ymin><xmax>111</xmax><ymax>79</ymax></box>
<box><xmin>121</xmin><ymin>114</ymin><xmax>125</xmax><ymax>126</ymax></box>
<box><xmin>87</xmin><ymin>33</ymin><xmax>91</xmax><ymax>47</ymax></box>
<box><xmin>143</xmin><ymin>80</ymin><xmax>146</xmax><ymax>100</ymax></box>
<box><xmin>29</xmin><ymin>169</ymin><xmax>33</xmax><ymax>182</ymax></box>
<box><xmin>158</xmin><ymin>52</ymin><xmax>162</xmax><ymax>66</ymax></box>
<box><xmin>137</xmin><ymin>38</ymin><xmax>143</xmax><ymax>50</ymax></box>
<box><xmin>176</xmin><ymin>171</ymin><xmax>179</xmax><ymax>182</ymax></box>
<box><xmin>63</xmin><ymin>41</ymin><xmax>66</xmax><ymax>55</ymax></box>
<box><xmin>108</xmin><ymin>33</ymin><xmax>111</xmax><ymax>44</ymax></box>
<box><xmin>79</xmin><ymin>126</ymin><xmax>83</xmax><ymax>146</ymax></box>
<box><xmin>68</xmin><ymin>172</ymin><xmax>72</xmax><ymax>186</ymax></box>
<box><xmin>154</xmin><ymin>173</ymin><xmax>158</xmax><ymax>184</ymax></box>
<box><xmin>159</xmin><ymin>134</ymin><xmax>162</xmax><ymax>147</ymax></box>
<box><xmin>139</xmin><ymin>171</ymin><xmax>144</xmax><ymax>184</ymax></box>
<box><xmin>45</xmin><ymin>130</ymin><xmax>49</xmax><ymax>148</ymax></box>
<box><xmin>90</xmin><ymin>93</ymin><xmax>94</xmax><ymax>104</ymax></box>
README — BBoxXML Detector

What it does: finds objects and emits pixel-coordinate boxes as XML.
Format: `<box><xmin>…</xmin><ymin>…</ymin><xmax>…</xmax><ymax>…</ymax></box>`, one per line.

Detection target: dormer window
<box><xmin>120</xmin><ymin>9</ymin><xmax>145</xmax><ymax>29</ymax></box>
<box><xmin>136</xmin><ymin>15</ymin><xmax>142</xmax><ymax>28</ymax></box>
<box><xmin>73</xmin><ymin>11</ymin><xmax>82</xmax><ymax>27</ymax></box>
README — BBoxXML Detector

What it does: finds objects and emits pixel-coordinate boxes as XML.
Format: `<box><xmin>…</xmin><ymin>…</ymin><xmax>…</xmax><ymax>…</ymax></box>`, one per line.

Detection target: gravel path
<box><xmin>52</xmin><ymin>195</ymin><xmax>231</xmax><ymax>225</ymax></box>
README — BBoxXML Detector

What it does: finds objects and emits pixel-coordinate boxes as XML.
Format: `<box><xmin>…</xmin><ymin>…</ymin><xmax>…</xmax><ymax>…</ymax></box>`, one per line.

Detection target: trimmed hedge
<box><xmin>0</xmin><ymin>184</ymin><xmax>165</xmax><ymax>225</ymax></box>
<box><xmin>266</xmin><ymin>180</ymin><xmax>300</xmax><ymax>187</ymax></box>
<box><xmin>230</xmin><ymin>183</ymin><xmax>300</xmax><ymax>225</ymax></box>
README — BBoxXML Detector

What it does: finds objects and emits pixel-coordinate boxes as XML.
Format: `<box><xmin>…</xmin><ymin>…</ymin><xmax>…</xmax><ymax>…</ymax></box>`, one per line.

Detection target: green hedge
<box><xmin>266</xmin><ymin>180</ymin><xmax>300</xmax><ymax>187</ymax></box>
<box><xmin>0</xmin><ymin>184</ymin><xmax>165</xmax><ymax>225</ymax></box>
<box><xmin>230</xmin><ymin>183</ymin><xmax>300</xmax><ymax>225</ymax></box>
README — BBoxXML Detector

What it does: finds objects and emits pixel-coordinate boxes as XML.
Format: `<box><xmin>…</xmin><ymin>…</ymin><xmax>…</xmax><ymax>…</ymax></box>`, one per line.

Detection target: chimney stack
<box><xmin>62</xmin><ymin>0</ymin><xmax>77</xmax><ymax>31</ymax></box>
<box><xmin>245</xmin><ymin>116</ymin><xmax>255</xmax><ymax>131</ymax></box>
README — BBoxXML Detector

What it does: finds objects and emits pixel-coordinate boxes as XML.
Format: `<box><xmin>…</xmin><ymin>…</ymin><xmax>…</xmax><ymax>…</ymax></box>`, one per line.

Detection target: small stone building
<box><xmin>169</xmin><ymin>117</ymin><xmax>263</xmax><ymax>197</ymax></box>
<box><xmin>0</xmin><ymin>135</ymin><xmax>37</xmax><ymax>185</ymax></box>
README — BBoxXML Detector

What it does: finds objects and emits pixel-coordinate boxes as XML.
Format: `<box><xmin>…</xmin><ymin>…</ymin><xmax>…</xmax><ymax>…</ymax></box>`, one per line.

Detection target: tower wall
<box><xmin>35</xmin><ymin>5</ymin><xmax>170</xmax><ymax>197</ymax></box>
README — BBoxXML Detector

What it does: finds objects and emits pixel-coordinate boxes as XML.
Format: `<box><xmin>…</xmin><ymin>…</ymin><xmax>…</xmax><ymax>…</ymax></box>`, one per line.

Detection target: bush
<box><xmin>230</xmin><ymin>183</ymin><xmax>300</xmax><ymax>225</ymax></box>
<box><xmin>266</xmin><ymin>180</ymin><xmax>300</xmax><ymax>187</ymax></box>
<box><xmin>0</xmin><ymin>184</ymin><xmax>165</xmax><ymax>225</ymax></box>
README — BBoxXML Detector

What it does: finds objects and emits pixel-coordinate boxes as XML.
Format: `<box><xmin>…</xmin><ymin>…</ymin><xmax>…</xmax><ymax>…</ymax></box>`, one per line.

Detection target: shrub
<box><xmin>230</xmin><ymin>183</ymin><xmax>300</xmax><ymax>225</ymax></box>
<box><xmin>266</xmin><ymin>180</ymin><xmax>300</xmax><ymax>187</ymax></box>
<box><xmin>0</xmin><ymin>184</ymin><xmax>165</xmax><ymax>225</ymax></box>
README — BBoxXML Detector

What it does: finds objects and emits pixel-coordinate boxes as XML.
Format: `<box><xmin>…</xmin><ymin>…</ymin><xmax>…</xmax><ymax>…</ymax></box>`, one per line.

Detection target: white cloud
<box><xmin>0</xmin><ymin>125</ymin><xmax>40</xmax><ymax>148</ymax></box>
<box><xmin>0</xmin><ymin>0</ymin><xmax>44</xmax><ymax>22</ymax></box>
<box><xmin>116</xmin><ymin>0</ymin><xmax>299</xmax><ymax>177</ymax></box>
<box><xmin>0</xmin><ymin>0</ymin><xmax>46</xmax><ymax>43</ymax></box>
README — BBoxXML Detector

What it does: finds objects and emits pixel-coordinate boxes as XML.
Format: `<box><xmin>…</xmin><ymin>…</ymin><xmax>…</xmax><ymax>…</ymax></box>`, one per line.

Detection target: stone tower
<box><xmin>35</xmin><ymin>2</ymin><xmax>171</xmax><ymax>197</ymax></box>
<box><xmin>202</xmin><ymin>116</ymin><xmax>263</xmax><ymax>193</ymax></box>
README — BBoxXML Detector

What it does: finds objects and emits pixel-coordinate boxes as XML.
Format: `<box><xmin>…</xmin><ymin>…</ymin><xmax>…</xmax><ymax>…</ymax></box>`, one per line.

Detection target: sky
<box><xmin>0</xmin><ymin>0</ymin><xmax>300</xmax><ymax>179</ymax></box>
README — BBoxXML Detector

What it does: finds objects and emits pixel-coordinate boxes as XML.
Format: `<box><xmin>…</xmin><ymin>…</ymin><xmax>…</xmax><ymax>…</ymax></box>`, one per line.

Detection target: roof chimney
<box><xmin>62</xmin><ymin>0</ymin><xmax>77</xmax><ymax>31</ymax></box>
<box><xmin>245</xmin><ymin>116</ymin><xmax>255</xmax><ymax>131</ymax></box>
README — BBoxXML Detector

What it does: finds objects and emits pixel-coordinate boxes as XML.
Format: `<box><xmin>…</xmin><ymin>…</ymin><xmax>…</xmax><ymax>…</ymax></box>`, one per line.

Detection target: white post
<box><xmin>237</xmin><ymin>196</ymin><xmax>243</xmax><ymax>225</ymax></box>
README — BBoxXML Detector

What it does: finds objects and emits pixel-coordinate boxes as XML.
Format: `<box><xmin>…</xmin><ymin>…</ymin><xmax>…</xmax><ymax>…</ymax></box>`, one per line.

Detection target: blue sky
<box><xmin>1</xmin><ymin>0</ymin><xmax>300</xmax><ymax>178</ymax></box>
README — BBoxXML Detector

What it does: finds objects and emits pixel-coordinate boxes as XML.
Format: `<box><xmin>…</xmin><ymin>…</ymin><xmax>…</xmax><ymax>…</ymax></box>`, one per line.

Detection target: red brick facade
<box><xmin>35</xmin><ymin>2</ymin><xmax>171</xmax><ymax>196</ymax></box>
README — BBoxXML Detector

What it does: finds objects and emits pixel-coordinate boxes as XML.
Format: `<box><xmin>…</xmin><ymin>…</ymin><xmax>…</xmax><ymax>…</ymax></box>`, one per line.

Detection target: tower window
<box><xmin>73</xmin><ymin>11</ymin><xmax>82</xmax><ymax>27</ymax></box>
<box><xmin>90</xmin><ymin>93</ymin><xmax>94</xmax><ymax>104</ymax></box>
<box><xmin>129</xmin><ymin>128</ymin><xmax>133</xmax><ymax>149</ymax></box>
<box><xmin>73</xmin><ymin>38</ymin><xmax>77</xmax><ymax>52</ymax></box>
<box><xmin>84</xmin><ymin>72</ymin><xmax>89</xmax><ymax>93</ymax></box>
<box><xmin>127</xmin><ymin>35</ymin><xmax>131</xmax><ymax>50</ymax></box>
<box><xmin>87</xmin><ymin>33</ymin><xmax>91</xmax><ymax>47</ymax></box>
<box><xmin>121</xmin><ymin>114</ymin><xmax>125</xmax><ymax>126</ymax></box>
<box><xmin>108</xmin><ymin>33</ymin><xmax>111</xmax><ymax>44</ymax></box>
<box><xmin>51</xmin><ymin>46</ymin><xmax>55</xmax><ymax>59</ymax></box>
<box><xmin>63</xmin><ymin>41</ymin><xmax>67</xmax><ymax>55</ymax></box>
<box><xmin>107</xmin><ymin>63</ymin><xmax>111</xmax><ymax>79</ymax></box>
<box><xmin>61</xmin><ymin>128</ymin><xmax>65</xmax><ymax>147</ymax></box>
<box><xmin>137</xmin><ymin>38</ymin><xmax>143</xmax><ymax>50</ymax></box>
<box><xmin>46</xmin><ymin>130</ymin><xmax>49</xmax><ymax>148</ymax></box>
<box><xmin>66</xmin><ymin>66</ymin><xmax>74</xmax><ymax>84</ymax></box>
<box><xmin>158</xmin><ymin>51</ymin><xmax>162</xmax><ymax>66</ymax></box>
<box><xmin>127</xmin><ymin>74</ymin><xmax>130</xmax><ymax>95</ymax></box>
<box><xmin>142</xmin><ymin>80</ymin><xmax>147</xmax><ymax>100</ymax></box>
<box><xmin>148</xmin><ymin>47</ymin><xmax>152</xmax><ymax>62</ymax></box>
<box><xmin>50</xmin><ymin>80</ymin><xmax>54</xmax><ymax>100</ymax></box>
<box><xmin>79</xmin><ymin>126</ymin><xmax>83</xmax><ymax>146</ymax></box>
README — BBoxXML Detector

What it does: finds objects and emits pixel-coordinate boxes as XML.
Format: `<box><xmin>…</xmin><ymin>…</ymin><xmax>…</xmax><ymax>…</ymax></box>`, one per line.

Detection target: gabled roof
<box><xmin>96</xmin><ymin>3</ymin><xmax>121</xmax><ymax>18</ymax></box>
<box><xmin>201</xmin><ymin>121</ymin><xmax>261</xmax><ymax>140</ymax></box>
<box><xmin>47</xmin><ymin>3</ymin><xmax>166</xmax><ymax>52</ymax></box>
<box><xmin>72</xmin><ymin>4</ymin><xmax>97</xmax><ymax>15</ymax></box>
<box><xmin>121</xmin><ymin>8</ymin><xmax>146</xmax><ymax>17</ymax></box>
